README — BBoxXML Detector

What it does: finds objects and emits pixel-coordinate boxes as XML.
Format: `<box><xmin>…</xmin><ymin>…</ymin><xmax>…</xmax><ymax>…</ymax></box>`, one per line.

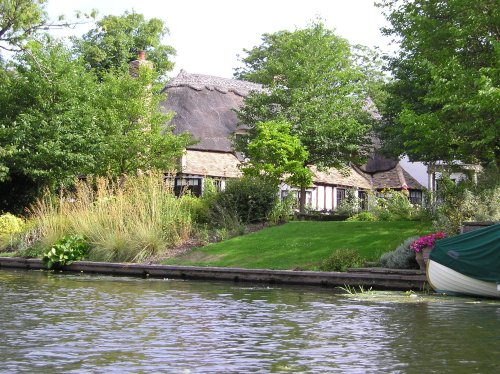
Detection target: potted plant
<box><xmin>411</xmin><ymin>232</ymin><xmax>447</xmax><ymax>270</ymax></box>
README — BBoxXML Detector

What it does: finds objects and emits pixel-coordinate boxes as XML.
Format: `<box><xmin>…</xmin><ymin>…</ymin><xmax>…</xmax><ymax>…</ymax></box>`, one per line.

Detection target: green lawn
<box><xmin>162</xmin><ymin>221</ymin><xmax>432</xmax><ymax>270</ymax></box>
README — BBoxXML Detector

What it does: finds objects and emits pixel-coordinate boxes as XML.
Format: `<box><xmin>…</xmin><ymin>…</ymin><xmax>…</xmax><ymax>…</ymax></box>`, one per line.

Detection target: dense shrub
<box><xmin>379</xmin><ymin>236</ymin><xmax>420</xmax><ymax>269</ymax></box>
<box><xmin>473</xmin><ymin>186</ymin><xmax>500</xmax><ymax>221</ymax></box>
<box><xmin>319</xmin><ymin>248</ymin><xmax>363</xmax><ymax>272</ymax></box>
<box><xmin>0</xmin><ymin>172</ymin><xmax>41</xmax><ymax>215</ymax></box>
<box><xmin>0</xmin><ymin>213</ymin><xmax>25</xmax><ymax>250</ymax></box>
<box><xmin>372</xmin><ymin>190</ymin><xmax>416</xmax><ymax>221</ymax></box>
<box><xmin>432</xmin><ymin>176</ymin><xmax>475</xmax><ymax>234</ymax></box>
<box><xmin>346</xmin><ymin>211</ymin><xmax>378</xmax><ymax>222</ymax></box>
<box><xmin>268</xmin><ymin>194</ymin><xmax>296</xmax><ymax>225</ymax></box>
<box><xmin>0</xmin><ymin>213</ymin><xmax>25</xmax><ymax>238</ymax></box>
<box><xmin>335</xmin><ymin>189</ymin><xmax>361</xmax><ymax>217</ymax></box>
<box><xmin>211</xmin><ymin>176</ymin><xmax>278</xmax><ymax>225</ymax></box>
<box><xmin>431</xmin><ymin>165</ymin><xmax>500</xmax><ymax>233</ymax></box>
<box><xmin>180</xmin><ymin>194</ymin><xmax>210</xmax><ymax>224</ymax></box>
<box><xmin>473</xmin><ymin>164</ymin><xmax>500</xmax><ymax>221</ymax></box>
<box><xmin>296</xmin><ymin>213</ymin><xmax>349</xmax><ymax>221</ymax></box>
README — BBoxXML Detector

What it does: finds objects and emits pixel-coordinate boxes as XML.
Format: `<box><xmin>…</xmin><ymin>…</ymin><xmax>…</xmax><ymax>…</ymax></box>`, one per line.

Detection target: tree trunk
<box><xmin>299</xmin><ymin>186</ymin><xmax>307</xmax><ymax>213</ymax></box>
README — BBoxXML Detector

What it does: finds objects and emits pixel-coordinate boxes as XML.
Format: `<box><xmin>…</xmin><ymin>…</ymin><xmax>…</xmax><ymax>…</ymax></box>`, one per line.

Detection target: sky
<box><xmin>46</xmin><ymin>0</ymin><xmax>395</xmax><ymax>79</ymax></box>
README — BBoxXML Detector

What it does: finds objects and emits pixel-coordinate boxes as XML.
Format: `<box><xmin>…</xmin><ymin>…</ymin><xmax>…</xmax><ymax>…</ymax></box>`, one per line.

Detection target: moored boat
<box><xmin>427</xmin><ymin>223</ymin><xmax>500</xmax><ymax>299</ymax></box>
<box><xmin>427</xmin><ymin>259</ymin><xmax>500</xmax><ymax>299</ymax></box>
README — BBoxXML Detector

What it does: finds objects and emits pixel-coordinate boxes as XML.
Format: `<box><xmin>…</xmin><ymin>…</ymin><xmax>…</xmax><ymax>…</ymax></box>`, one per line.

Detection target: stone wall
<box><xmin>461</xmin><ymin>221</ymin><xmax>498</xmax><ymax>233</ymax></box>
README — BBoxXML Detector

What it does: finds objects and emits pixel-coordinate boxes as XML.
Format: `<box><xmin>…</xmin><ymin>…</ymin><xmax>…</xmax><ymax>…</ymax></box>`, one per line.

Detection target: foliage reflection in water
<box><xmin>1</xmin><ymin>270</ymin><xmax>499</xmax><ymax>373</ymax></box>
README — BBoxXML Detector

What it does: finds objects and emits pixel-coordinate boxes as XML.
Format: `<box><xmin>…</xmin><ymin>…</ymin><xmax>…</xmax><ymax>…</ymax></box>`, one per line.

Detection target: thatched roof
<box><xmin>311</xmin><ymin>166</ymin><xmax>372</xmax><ymax>190</ymax></box>
<box><xmin>358</xmin><ymin>153</ymin><xmax>399</xmax><ymax>173</ymax></box>
<box><xmin>161</xmin><ymin>70</ymin><xmax>262</xmax><ymax>152</ymax></box>
<box><xmin>181</xmin><ymin>150</ymin><xmax>242</xmax><ymax>178</ymax></box>
<box><xmin>370</xmin><ymin>163</ymin><xmax>424</xmax><ymax>190</ymax></box>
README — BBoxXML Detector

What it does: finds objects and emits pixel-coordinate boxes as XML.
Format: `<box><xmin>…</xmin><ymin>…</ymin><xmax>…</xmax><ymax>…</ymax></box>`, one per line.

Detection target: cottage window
<box><xmin>280</xmin><ymin>190</ymin><xmax>291</xmax><ymax>201</ymax></box>
<box><xmin>213</xmin><ymin>179</ymin><xmax>224</xmax><ymax>192</ymax></box>
<box><xmin>336</xmin><ymin>188</ymin><xmax>346</xmax><ymax>207</ymax></box>
<box><xmin>409</xmin><ymin>190</ymin><xmax>423</xmax><ymax>205</ymax></box>
<box><xmin>358</xmin><ymin>190</ymin><xmax>368</xmax><ymax>210</ymax></box>
<box><xmin>281</xmin><ymin>189</ymin><xmax>312</xmax><ymax>208</ymax></box>
<box><xmin>174</xmin><ymin>177</ymin><xmax>202</xmax><ymax>197</ymax></box>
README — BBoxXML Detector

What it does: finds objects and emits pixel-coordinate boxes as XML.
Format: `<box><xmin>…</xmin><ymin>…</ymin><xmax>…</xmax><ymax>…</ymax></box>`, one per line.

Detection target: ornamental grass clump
<box><xmin>25</xmin><ymin>173</ymin><xmax>194</xmax><ymax>262</ymax></box>
<box><xmin>410</xmin><ymin>232</ymin><xmax>447</xmax><ymax>253</ymax></box>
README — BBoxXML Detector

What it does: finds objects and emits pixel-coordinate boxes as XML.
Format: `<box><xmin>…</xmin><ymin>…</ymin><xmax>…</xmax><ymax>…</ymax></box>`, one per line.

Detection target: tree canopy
<box><xmin>0</xmin><ymin>10</ymin><xmax>192</xmax><ymax>213</ymax></box>
<box><xmin>0</xmin><ymin>0</ymin><xmax>49</xmax><ymax>51</ymax></box>
<box><xmin>92</xmin><ymin>65</ymin><xmax>192</xmax><ymax>176</ymax></box>
<box><xmin>0</xmin><ymin>41</ymin><xmax>106</xmax><ymax>179</ymax></box>
<box><xmin>376</xmin><ymin>0</ymin><xmax>500</xmax><ymax>166</ymax></box>
<box><xmin>0</xmin><ymin>0</ymin><xmax>95</xmax><ymax>52</ymax></box>
<box><xmin>74</xmin><ymin>11</ymin><xmax>175</xmax><ymax>78</ymax></box>
<box><xmin>235</xmin><ymin>21</ymin><xmax>373</xmax><ymax>171</ymax></box>
<box><xmin>240</xmin><ymin>120</ymin><xmax>312</xmax><ymax>188</ymax></box>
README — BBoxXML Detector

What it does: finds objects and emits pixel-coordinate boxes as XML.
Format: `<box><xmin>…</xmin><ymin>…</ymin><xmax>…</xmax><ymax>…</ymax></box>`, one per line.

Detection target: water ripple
<box><xmin>1</xmin><ymin>270</ymin><xmax>499</xmax><ymax>373</ymax></box>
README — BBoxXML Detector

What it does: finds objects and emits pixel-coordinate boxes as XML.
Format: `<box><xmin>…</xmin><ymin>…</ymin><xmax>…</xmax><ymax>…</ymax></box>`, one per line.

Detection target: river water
<box><xmin>1</xmin><ymin>269</ymin><xmax>499</xmax><ymax>373</ymax></box>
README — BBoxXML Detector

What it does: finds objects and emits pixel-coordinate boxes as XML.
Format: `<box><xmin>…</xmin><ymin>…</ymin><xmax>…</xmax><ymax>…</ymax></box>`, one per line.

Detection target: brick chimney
<box><xmin>129</xmin><ymin>50</ymin><xmax>152</xmax><ymax>77</ymax></box>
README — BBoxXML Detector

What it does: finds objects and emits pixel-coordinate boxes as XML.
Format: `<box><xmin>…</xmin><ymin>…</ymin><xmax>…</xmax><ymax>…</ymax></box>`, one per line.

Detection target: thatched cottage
<box><xmin>161</xmin><ymin>70</ymin><xmax>424</xmax><ymax>210</ymax></box>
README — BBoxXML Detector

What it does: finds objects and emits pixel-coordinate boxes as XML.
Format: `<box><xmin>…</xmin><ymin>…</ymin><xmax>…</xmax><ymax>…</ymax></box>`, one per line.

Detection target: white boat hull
<box><xmin>427</xmin><ymin>260</ymin><xmax>500</xmax><ymax>299</ymax></box>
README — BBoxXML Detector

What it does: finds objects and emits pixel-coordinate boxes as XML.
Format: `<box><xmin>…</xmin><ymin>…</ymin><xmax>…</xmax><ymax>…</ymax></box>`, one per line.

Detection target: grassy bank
<box><xmin>162</xmin><ymin>220</ymin><xmax>432</xmax><ymax>270</ymax></box>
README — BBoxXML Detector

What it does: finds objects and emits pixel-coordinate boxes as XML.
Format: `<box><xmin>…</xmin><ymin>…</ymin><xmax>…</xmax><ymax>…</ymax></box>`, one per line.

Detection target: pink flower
<box><xmin>410</xmin><ymin>232</ymin><xmax>448</xmax><ymax>253</ymax></box>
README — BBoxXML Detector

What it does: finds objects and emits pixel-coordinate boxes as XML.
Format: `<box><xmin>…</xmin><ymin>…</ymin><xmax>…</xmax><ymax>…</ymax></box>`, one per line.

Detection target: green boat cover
<box><xmin>430</xmin><ymin>224</ymin><xmax>500</xmax><ymax>283</ymax></box>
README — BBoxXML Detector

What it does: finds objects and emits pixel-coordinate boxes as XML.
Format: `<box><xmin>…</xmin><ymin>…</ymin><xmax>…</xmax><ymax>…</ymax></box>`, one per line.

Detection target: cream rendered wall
<box><xmin>325</xmin><ymin>186</ymin><xmax>333</xmax><ymax>211</ymax></box>
<box><xmin>310</xmin><ymin>185</ymin><xmax>335</xmax><ymax>211</ymax></box>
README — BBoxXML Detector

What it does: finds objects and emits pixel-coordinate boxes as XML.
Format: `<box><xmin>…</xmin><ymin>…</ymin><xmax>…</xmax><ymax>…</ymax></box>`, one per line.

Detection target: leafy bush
<box><xmin>379</xmin><ymin>236</ymin><xmax>420</xmax><ymax>269</ymax></box>
<box><xmin>335</xmin><ymin>189</ymin><xmax>361</xmax><ymax>217</ymax></box>
<box><xmin>372</xmin><ymin>190</ymin><xmax>416</xmax><ymax>221</ymax></box>
<box><xmin>268</xmin><ymin>193</ymin><xmax>296</xmax><ymax>225</ymax></box>
<box><xmin>211</xmin><ymin>176</ymin><xmax>278</xmax><ymax>224</ymax></box>
<box><xmin>346</xmin><ymin>211</ymin><xmax>378</xmax><ymax>222</ymax></box>
<box><xmin>433</xmin><ymin>176</ymin><xmax>476</xmax><ymax>234</ymax></box>
<box><xmin>296</xmin><ymin>212</ymin><xmax>349</xmax><ymax>221</ymax></box>
<box><xmin>0</xmin><ymin>213</ymin><xmax>25</xmax><ymax>238</ymax></box>
<box><xmin>319</xmin><ymin>248</ymin><xmax>364</xmax><ymax>272</ymax></box>
<box><xmin>469</xmin><ymin>163</ymin><xmax>500</xmax><ymax>221</ymax></box>
<box><xmin>432</xmin><ymin>166</ymin><xmax>500</xmax><ymax>233</ymax></box>
<box><xmin>180</xmin><ymin>194</ymin><xmax>210</xmax><ymax>224</ymax></box>
<box><xmin>473</xmin><ymin>186</ymin><xmax>500</xmax><ymax>221</ymax></box>
<box><xmin>0</xmin><ymin>213</ymin><xmax>27</xmax><ymax>251</ymax></box>
<box><xmin>42</xmin><ymin>235</ymin><xmax>90</xmax><ymax>269</ymax></box>
<box><xmin>17</xmin><ymin>242</ymin><xmax>45</xmax><ymax>259</ymax></box>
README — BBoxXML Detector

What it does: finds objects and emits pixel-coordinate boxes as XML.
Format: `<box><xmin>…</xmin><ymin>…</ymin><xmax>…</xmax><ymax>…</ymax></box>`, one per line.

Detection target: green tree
<box><xmin>93</xmin><ymin>64</ymin><xmax>193</xmax><ymax>176</ymax></box>
<box><xmin>74</xmin><ymin>11</ymin><xmax>175</xmax><ymax>78</ymax></box>
<box><xmin>0</xmin><ymin>0</ymin><xmax>93</xmax><ymax>52</ymax></box>
<box><xmin>376</xmin><ymin>0</ymin><xmax>500</xmax><ymax>166</ymax></box>
<box><xmin>0</xmin><ymin>39</ymin><xmax>192</xmax><ymax>213</ymax></box>
<box><xmin>0</xmin><ymin>0</ymin><xmax>49</xmax><ymax>51</ymax></box>
<box><xmin>0</xmin><ymin>41</ymin><xmax>103</xmax><ymax>211</ymax></box>
<box><xmin>235</xmin><ymin>21</ymin><xmax>373</xmax><ymax>211</ymax></box>
<box><xmin>241</xmin><ymin>120</ymin><xmax>312</xmax><ymax>189</ymax></box>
